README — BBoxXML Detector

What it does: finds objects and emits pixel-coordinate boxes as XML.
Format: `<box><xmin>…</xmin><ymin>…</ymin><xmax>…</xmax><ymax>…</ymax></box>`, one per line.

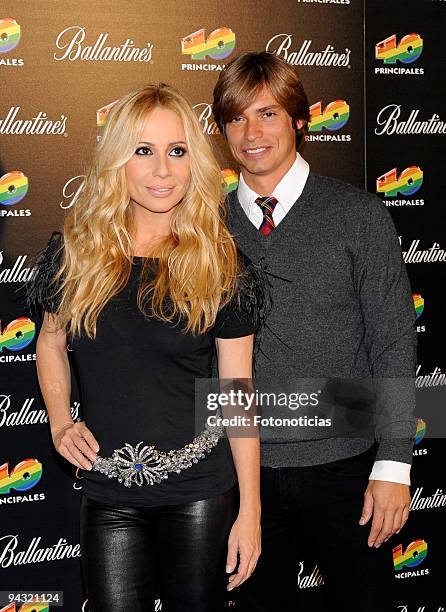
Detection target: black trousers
<box><xmin>237</xmin><ymin>446</ymin><xmax>396</xmax><ymax>612</ymax></box>
<box><xmin>80</xmin><ymin>486</ymin><xmax>237</xmax><ymax>612</ymax></box>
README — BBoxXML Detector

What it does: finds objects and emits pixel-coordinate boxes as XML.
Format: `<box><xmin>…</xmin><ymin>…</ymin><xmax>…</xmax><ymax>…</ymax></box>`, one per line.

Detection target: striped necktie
<box><xmin>255</xmin><ymin>196</ymin><xmax>278</xmax><ymax>237</ymax></box>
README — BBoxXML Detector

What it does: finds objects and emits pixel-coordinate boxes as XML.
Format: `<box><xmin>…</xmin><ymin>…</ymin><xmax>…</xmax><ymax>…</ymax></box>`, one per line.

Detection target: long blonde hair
<box><xmin>53</xmin><ymin>83</ymin><xmax>238</xmax><ymax>338</ymax></box>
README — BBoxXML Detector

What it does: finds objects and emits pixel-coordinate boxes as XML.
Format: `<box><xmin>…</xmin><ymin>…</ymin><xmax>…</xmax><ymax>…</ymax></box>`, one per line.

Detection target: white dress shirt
<box><xmin>236</xmin><ymin>153</ymin><xmax>411</xmax><ymax>486</ymax></box>
<box><xmin>238</xmin><ymin>152</ymin><xmax>310</xmax><ymax>228</ymax></box>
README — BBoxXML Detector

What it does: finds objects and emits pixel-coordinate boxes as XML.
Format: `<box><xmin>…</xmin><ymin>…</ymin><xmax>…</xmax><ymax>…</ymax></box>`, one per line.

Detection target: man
<box><xmin>213</xmin><ymin>52</ymin><xmax>417</xmax><ymax>612</ymax></box>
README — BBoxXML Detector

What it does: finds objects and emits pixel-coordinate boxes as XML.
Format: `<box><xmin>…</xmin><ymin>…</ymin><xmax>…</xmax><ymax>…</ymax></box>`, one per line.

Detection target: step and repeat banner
<box><xmin>0</xmin><ymin>1</ymin><xmax>444</xmax><ymax>610</ymax></box>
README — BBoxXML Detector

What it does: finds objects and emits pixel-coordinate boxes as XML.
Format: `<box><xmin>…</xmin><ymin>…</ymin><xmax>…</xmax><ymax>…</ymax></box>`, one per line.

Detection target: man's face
<box><xmin>224</xmin><ymin>86</ymin><xmax>302</xmax><ymax>182</ymax></box>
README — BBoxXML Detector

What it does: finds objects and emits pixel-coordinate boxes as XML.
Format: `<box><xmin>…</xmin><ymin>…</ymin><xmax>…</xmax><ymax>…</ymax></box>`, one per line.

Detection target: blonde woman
<box><xmin>27</xmin><ymin>84</ymin><xmax>261</xmax><ymax>611</ymax></box>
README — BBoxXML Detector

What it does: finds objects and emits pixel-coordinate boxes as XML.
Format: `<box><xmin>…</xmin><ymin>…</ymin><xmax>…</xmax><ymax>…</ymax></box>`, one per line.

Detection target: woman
<box><xmin>28</xmin><ymin>83</ymin><xmax>261</xmax><ymax>611</ymax></box>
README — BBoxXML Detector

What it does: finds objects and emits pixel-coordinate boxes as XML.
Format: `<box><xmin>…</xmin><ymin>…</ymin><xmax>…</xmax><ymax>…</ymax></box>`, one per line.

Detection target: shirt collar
<box><xmin>237</xmin><ymin>153</ymin><xmax>310</xmax><ymax>218</ymax></box>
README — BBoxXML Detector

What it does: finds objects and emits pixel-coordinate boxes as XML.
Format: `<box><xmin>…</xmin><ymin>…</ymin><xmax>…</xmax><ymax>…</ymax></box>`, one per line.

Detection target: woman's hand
<box><xmin>52</xmin><ymin>420</ymin><xmax>100</xmax><ymax>470</ymax></box>
<box><xmin>226</xmin><ymin>509</ymin><xmax>261</xmax><ymax>591</ymax></box>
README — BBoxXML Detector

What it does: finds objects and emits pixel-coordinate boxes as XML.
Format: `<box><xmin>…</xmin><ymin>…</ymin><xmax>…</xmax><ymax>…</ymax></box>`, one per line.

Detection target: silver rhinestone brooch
<box><xmin>91</xmin><ymin>425</ymin><xmax>224</xmax><ymax>488</ymax></box>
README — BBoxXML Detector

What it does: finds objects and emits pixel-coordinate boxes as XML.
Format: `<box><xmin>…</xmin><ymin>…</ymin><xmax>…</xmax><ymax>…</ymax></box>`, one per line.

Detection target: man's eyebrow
<box><xmin>137</xmin><ymin>141</ymin><xmax>187</xmax><ymax>146</ymax></box>
<box><xmin>256</xmin><ymin>105</ymin><xmax>281</xmax><ymax>113</ymax></box>
<box><xmin>230</xmin><ymin>105</ymin><xmax>281</xmax><ymax>117</ymax></box>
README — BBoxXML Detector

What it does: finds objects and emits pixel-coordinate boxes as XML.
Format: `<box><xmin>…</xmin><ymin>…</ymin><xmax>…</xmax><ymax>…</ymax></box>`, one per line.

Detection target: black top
<box><xmin>28</xmin><ymin>234</ymin><xmax>262</xmax><ymax>506</ymax></box>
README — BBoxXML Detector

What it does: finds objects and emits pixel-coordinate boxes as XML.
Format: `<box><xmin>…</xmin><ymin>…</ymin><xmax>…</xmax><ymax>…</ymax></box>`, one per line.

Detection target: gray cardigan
<box><xmin>227</xmin><ymin>172</ymin><xmax>417</xmax><ymax>467</ymax></box>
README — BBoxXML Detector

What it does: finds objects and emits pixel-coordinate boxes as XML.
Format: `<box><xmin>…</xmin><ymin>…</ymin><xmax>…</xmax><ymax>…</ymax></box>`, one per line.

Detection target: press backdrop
<box><xmin>1</xmin><ymin>1</ymin><xmax>445</xmax><ymax>610</ymax></box>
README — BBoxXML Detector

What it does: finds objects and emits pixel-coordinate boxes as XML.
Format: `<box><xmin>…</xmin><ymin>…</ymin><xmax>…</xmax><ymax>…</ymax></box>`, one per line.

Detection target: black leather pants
<box><xmin>80</xmin><ymin>486</ymin><xmax>237</xmax><ymax>612</ymax></box>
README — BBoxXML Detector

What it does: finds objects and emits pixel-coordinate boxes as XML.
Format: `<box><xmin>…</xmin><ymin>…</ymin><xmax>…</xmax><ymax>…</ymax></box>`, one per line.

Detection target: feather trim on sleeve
<box><xmin>235</xmin><ymin>249</ymin><xmax>272</xmax><ymax>336</ymax></box>
<box><xmin>26</xmin><ymin>231</ymin><xmax>65</xmax><ymax>315</ymax></box>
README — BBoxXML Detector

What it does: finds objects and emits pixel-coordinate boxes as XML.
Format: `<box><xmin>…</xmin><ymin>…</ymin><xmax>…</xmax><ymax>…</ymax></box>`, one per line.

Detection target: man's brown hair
<box><xmin>213</xmin><ymin>51</ymin><xmax>310</xmax><ymax>149</ymax></box>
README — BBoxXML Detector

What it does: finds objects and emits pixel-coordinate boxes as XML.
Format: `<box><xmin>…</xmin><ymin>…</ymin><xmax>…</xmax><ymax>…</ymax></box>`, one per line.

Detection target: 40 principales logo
<box><xmin>375</xmin><ymin>33</ymin><xmax>424</xmax><ymax>75</ymax></box>
<box><xmin>393</xmin><ymin>539</ymin><xmax>429</xmax><ymax>579</ymax></box>
<box><xmin>412</xmin><ymin>293</ymin><xmax>425</xmax><ymax>333</ymax></box>
<box><xmin>0</xmin><ymin>317</ymin><xmax>36</xmax><ymax>364</ymax></box>
<box><xmin>0</xmin><ymin>457</ymin><xmax>45</xmax><ymax>505</ymax></box>
<box><xmin>181</xmin><ymin>27</ymin><xmax>235</xmax><ymax>71</ymax></box>
<box><xmin>0</xmin><ymin>18</ymin><xmax>24</xmax><ymax>66</ymax></box>
<box><xmin>376</xmin><ymin>166</ymin><xmax>424</xmax><ymax>207</ymax></box>
<box><xmin>306</xmin><ymin>100</ymin><xmax>351</xmax><ymax>142</ymax></box>
<box><xmin>0</xmin><ymin>172</ymin><xmax>31</xmax><ymax>217</ymax></box>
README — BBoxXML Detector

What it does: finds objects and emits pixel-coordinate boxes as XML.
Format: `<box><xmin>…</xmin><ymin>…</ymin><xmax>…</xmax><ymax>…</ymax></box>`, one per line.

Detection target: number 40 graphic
<box><xmin>181</xmin><ymin>27</ymin><xmax>235</xmax><ymax>61</ymax></box>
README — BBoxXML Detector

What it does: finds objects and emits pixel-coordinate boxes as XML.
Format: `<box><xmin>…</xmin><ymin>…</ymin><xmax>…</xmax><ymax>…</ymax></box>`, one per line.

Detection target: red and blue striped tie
<box><xmin>255</xmin><ymin>196</ymin><xmax>278</xmax><ymax>237</ymax></box>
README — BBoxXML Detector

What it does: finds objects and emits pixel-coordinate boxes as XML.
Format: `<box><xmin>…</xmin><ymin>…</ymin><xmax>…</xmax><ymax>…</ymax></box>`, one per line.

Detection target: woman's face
<box><xmin>125</xmin><ymin>107</ymin><xmax>191</xmax><ymax>216</ymax></box>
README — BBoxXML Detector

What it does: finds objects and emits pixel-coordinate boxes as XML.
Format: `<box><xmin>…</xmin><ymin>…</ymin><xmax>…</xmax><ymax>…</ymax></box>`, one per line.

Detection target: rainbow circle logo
<box><xmin>0</xmin><ymin>171</ymin><xmax>29</xmax><ymax>206</ymax></box>
<box><xmin>0</xmin><ymin>18</ymin><xmax>21</xmax><ymax>54</ymax></box>
<box><xmin>412</xmin><ymin>293</ymin><xmax>424</xmax><ymax>320</ymax></box>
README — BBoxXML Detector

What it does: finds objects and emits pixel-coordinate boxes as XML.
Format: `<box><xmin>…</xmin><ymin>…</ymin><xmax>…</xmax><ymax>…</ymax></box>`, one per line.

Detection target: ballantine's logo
<box><xmin>393</xmin><ymin>540</ymin><xmax>428</xmax><ymax>579</ymax></box>
<box><xmin>0</xmin><ymin>318</ymin><xmax>35</xmax><ymax>354</ymax></box>
<box><xmin>414</xmin><ymin>418</ymin><xmax>426</xmax><ymax>444</ymax></box>
<box><xmin>375</xmin><ymin>105</ymin><xmax>446</xmax><ymax>136</ymax></box>
<box><xmin>0</xmin><ymin>18</ymin><xmax>21</xmax><ymax>53</ymax></box>
<box><xmin>60</xmin><ymin>175</ymin><xmax>85</xmax><ymax>209</ymax></box>
<box><xmin>181</xmin><ymin>27</ymin><xmax>235</xmax><ymax>71</ymax></box>
<box><xmin>377</xmin><ymin>166</ymin><xmax>424</xmax><ymax>207</ymax></box>
<box><xmin>416</xmin><ymin>365</ymin><xmax>446</xmax><ymax>388</ymax></box>
<box><xmin>306</xmin><ymin>100</ymin><xmax>351</xmax><ymax>142</ymax></box>
<box><xmin>54</xmin><ymin>26</ymin><xmax>154</xmax><ymax>62</ymax></box>
<box><xmin>222</xmin><ymin>169</ymin><xmax>238</xmax><ymax>194</ymax></box>
<box><xmin>411</xmin><ymin>487</ymin><xmax>446</xmax><ymax>511</ymax></box>
<box><xmin>0</xmin><ymin>171</ymin><xmax>29</xmax><ymax>206</ymax></box>
<box><xmin>376</xmin><ymin>34</ymin><xmax>423</xmax><ymax>64</ymax></box>
<box><xmin>193</xmin><ymin>103</ymin><xmax>220</xmax><ymax>135</ymax></box>
<box><xmin>0</xmin><ymin>395</ymin><xmax>80</xmax><ymax>429</ymax></box>
<box><xmin>0</xmin><ymin>534</ymin><xmax>81</xmax><ymax>567</ymax></box>
<box><xmin>399</xmin><ymin>237</ymin><xmax>446</xmax><ymax>264</ymax></box>
<box><xmin>0</xmin><ymin>459</ymin><xmax>42</xmax><ymax>494</ymax></box>
<box><xmin>266</xmin><ymin>35</ymin><xmax>350</xmax><ymax>67</ymax></box>
<box><xmin>297</xmin><ymin>561</ymin><xmax>324</xmax><ymax>589</ymax></box>
<box><xmin>0</xmin><ymin>252</ymin><xmax>34</xmax><ymax>283</ymax></box>
<box><xmin>0</xmin><ymin>107</ymin><xmax>67</xmax><ymax>136</ymax></box>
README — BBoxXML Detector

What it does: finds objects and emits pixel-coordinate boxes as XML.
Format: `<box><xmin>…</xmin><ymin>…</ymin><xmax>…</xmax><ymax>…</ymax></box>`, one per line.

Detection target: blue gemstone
<box><xmin>134</xmin><ymin>463</ymin><xmax>144</xmax><ymax>471</ymax></box>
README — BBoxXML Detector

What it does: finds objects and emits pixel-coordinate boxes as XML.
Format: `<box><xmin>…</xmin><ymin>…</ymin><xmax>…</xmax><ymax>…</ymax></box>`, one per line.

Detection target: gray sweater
<box><xmin>227</xmin><ymin>172</ymin><xmax>417</xmax><ymax>467</ymax></box>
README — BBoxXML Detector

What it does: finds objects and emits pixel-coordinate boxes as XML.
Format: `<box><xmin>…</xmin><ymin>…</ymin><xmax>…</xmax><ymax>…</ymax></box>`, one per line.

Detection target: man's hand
<box><xmin>359</xmin><ymin>480</ymin><xmax>410</xmax><ymax>548</ymax></box>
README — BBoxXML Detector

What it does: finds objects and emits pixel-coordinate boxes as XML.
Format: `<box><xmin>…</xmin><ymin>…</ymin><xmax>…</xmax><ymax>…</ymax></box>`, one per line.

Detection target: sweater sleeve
<box><xmin>26</xmin><ymin>231</ymin><xmax>65</xmax><ymax>315</ymax></box>
<box><xmin>354</xmin><ymin>196</ymin><xmax>417</xmax><ymax>464</ymax></box>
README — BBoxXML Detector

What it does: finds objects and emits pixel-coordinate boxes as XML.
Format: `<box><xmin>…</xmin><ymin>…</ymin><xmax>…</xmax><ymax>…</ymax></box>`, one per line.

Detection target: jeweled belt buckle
<box><xmin>91</xmin><ymin>426</ymin><xmax>224</xmax><ymax>488</ymax></box>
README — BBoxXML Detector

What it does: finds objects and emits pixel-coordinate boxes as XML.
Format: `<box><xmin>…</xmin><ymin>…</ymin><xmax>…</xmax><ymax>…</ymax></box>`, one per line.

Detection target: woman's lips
<box><xmin>146</xmin><ymin>186</ymin><xmax>175</xmax><ymax>197</ymax></box>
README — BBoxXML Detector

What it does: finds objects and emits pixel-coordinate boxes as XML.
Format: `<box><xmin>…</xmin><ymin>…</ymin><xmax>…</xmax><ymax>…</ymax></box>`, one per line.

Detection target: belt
<box><xmin>91</xmin><ymin>425</ymin><xmax>224</xmax><ymax>488</ymax></box>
